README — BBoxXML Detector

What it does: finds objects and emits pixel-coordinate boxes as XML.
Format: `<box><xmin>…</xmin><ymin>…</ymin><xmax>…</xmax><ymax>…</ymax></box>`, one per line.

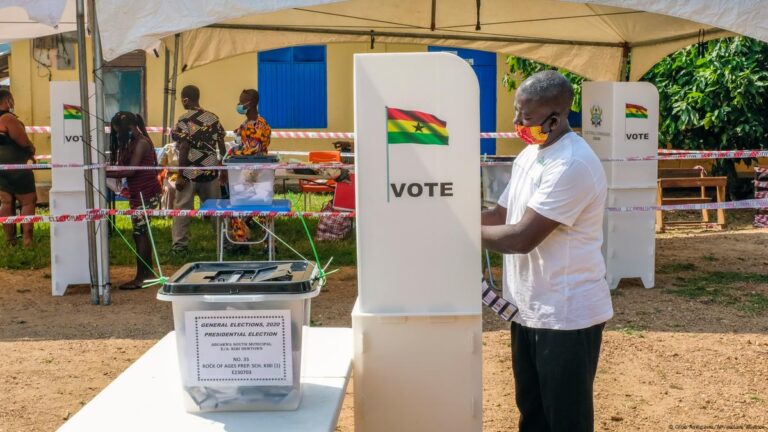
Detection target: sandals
<box><xmin>118</xmin><ymin>278</ymin><xmax>150</xmax><ymax>290</ymax></box>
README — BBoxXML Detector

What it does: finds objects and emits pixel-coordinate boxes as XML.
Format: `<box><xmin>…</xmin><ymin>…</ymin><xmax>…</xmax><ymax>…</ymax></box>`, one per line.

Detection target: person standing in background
<box><xmin>0</xmin><ymin>89</ymin><xmax>37</xmax><ymax>247</ymax></box>
<box><xmin>106</xmin><ymin>112</ymin><xmax>162</xmax><ymax>290</ymax></box>
<box><xmin>170</xmin><ymin>85</ymin><xmax>226</xmax><ymax>254</ymax></box>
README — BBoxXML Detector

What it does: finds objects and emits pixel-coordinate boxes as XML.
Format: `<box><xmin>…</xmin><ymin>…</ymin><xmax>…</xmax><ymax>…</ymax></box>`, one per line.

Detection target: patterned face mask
<box><xmin>515</xmin><ymin>113</ymin><xmax>555</xmax><ymax>145</ymax></box>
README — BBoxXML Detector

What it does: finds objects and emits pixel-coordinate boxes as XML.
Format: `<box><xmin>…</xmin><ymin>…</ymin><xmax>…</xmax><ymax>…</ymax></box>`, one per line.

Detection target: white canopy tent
<box><xmin>95</xmin><ymin>0</ymin><xmax>768</xmax><ymax>81</ymax></box>
<box><xmin>0</xmin><ymin>0</ymin><xmax>77</xmax><ymax>42</ymax></box>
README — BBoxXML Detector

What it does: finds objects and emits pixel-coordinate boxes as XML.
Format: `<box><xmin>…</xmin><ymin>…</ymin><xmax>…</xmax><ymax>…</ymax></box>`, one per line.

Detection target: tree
<box><xmin>505</xmin><ymin>37</ymin><xmax>768</xmax><ymax>198</ymax></box>
<box><xmin>642</xmin><ymin>37</ymin><xmax>768</xmax><ymax>197</ymax></box>
<box><xmin>502</xmin><ymin>56</ymin><xmax>585</xmax><ymax>112</ymax></box>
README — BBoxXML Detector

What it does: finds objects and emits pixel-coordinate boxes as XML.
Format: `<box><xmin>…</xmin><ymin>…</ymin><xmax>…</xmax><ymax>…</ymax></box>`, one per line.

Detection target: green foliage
<box><xmin>642</xmin><ymin>37</ymin><xmax>768</xmax><ymax>156</ymax></box>
<box><xmin>502</xmin><ymin>56</ymin><xmax>585</xmax><ymax>112</ymax></box>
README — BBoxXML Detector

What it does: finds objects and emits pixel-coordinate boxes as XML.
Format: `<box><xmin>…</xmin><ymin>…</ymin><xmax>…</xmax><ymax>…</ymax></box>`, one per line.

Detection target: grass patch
<box><xmin>668</xmin><ymin>271</ymin><xmax>768</xmax><ymax>314</ymax></box>
<box><xmin>616</xmin><ymin>324</ymin><xmax>645</xmax><ymax>338</ymax></box>
<box><xmin>0</xmin><ymin>191</ymin><xmax>357</xmax><ymax>271</ymax></box>
<box><xmin>702</xmin><ymin>254</ymin><xmax>718</xmax><ymax>262</ymax></box>
<box><xmin>658</xmin><ymin>262</ymin><xmax>697</xmax><ymax>274</ymax></box>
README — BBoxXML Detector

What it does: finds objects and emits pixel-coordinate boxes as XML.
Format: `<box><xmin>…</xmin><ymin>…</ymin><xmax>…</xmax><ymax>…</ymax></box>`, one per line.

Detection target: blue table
<box><xmin>199</xmin><ymin>199</ymin><xmax>291</xmax><ymax>261</ymax></box>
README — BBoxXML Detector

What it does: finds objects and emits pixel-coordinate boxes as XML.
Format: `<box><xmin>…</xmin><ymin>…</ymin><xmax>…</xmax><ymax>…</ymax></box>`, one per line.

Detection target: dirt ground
<box><xmin>2</xmin><ymin>213</ymin><xmax>768</xmax><ymax>431</ymax></box>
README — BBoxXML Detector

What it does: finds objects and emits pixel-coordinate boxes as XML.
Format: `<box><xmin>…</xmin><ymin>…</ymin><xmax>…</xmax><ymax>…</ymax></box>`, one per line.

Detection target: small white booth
<box><xmin>582</xmin><ymin>82</ymin><xmax>659</xmax><ymax>289</ymax></box>
<box><xmin>352</xmin><ymin>52</ymin><xmax>483</xmax><ymax>432</ymax></box>
<box><xmin>49</xmin><ymin>81</ymin><xmax>105</xmax><ymax>296</ymax></box>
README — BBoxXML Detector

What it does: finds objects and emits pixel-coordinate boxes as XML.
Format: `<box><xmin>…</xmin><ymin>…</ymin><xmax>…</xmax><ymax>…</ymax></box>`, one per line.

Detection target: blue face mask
<box><xmin>236</xmin><ymin>104</ymin><xmax>248</xmax><ymax>115</ymax></box>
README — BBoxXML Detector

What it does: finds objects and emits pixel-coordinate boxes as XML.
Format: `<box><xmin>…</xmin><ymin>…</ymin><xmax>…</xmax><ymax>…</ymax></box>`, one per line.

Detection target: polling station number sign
<box><xmin>184</xmin><ymin>310</ymin><xmax>293</xmax><ymax>386</ymax></box>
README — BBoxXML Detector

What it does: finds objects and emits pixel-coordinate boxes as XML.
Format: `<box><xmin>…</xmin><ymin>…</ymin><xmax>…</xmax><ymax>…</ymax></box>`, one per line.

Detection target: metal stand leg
<box><xmin>217</xmin><ymin>217</ymin><xmax>224</xmax><ymax>261</ymax></box>
<box><xmin>268</xmin><ymin>218</ymin><xmax>275</xmax><ymax>260</ymax></box>
<box><xmin>484</xmin><ymin>249</ymin><xmax>498</xmax><ymax>290</ymax></box>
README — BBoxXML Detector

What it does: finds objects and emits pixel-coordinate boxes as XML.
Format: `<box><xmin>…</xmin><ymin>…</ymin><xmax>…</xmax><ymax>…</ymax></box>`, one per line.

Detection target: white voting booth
<box><xmin>49</xmin><ymin>82</ymin><xmax>105</xmax><ymax>295</ymax></box>
<box><xmin>353</xmin><ymin>53</ymin><xmax>483</xmax><ymax>432</ymax></box>
<box><xmin>581</xmin><ymin>82</ymin><xmax>658</xmax><ymax>289</ymax></box>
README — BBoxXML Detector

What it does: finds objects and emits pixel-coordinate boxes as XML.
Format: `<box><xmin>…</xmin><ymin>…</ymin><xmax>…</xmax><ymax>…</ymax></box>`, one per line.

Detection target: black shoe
<box><xmin>170</xmin><ymin>246</ymin><xmax>188</xmax><ymax>255</ymax></box>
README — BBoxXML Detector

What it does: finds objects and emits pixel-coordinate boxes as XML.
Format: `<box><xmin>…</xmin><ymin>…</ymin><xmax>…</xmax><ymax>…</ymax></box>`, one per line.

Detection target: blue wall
<box><xmin>258</xmin><ymin>46</ymin><xmax>327</xmax><ymax>129</ymax></box>
<box><xmin>428</xmin><ymin>47</ymin><xmax>497</xmax><ymax>155</ymax></box>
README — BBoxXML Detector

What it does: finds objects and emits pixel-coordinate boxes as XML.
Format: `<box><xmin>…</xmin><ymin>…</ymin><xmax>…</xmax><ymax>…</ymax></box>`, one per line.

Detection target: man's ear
<box><xmin>546</xmin><ymin>114</ymin><xmax>560</xmax><ymax>133</ymax></box>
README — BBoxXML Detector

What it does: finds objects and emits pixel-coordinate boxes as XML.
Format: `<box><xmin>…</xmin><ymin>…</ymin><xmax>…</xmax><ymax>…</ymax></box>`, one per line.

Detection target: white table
<box><xmin>58</xmin><ymin>327</ymin><xmax>352</xmax><ymax>432</ymax></box>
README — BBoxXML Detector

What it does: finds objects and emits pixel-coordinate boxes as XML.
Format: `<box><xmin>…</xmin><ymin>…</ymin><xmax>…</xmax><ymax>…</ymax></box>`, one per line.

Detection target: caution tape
<box><xmin>0</xmin><ymin>209</ymin><xmax>356</xmax><ymax>225</ymax></box>
<box><xmin>4</xmin><ymin>198</ymin><xmax>768</xmax><ymax>225</ymax></box>
<box><xmin>606</xmin><ymin>198</ymin><xmax>768</xmax><ymax>213</ymax></box>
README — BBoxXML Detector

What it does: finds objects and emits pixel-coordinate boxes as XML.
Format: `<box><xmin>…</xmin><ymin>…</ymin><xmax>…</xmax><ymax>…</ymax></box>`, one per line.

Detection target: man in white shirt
<box><xmin>482</xmin><ymin>70</ymin><xmax>613</xmax><ymax>432</ymax></box>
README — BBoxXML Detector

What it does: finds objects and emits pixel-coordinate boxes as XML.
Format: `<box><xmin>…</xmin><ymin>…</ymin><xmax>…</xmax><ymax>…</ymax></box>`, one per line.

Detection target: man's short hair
<box><xmin>0</xmin><ymin>89</ymin><xmax>11</xmax><ymax>103</ymax></box>
<box><xmin>181</xmin><ymin>85</ymin><xmax>200</xmax><ymax>102</ymax></box>
<box><xmin>241</xmin><ymin>89</ymin><xmax>259</xmax><ymax>106</ymax></box>
<box><xmin>518</xmin><ymin>70</ymin><xmax>574</xmax><ymax>110</ymax></box>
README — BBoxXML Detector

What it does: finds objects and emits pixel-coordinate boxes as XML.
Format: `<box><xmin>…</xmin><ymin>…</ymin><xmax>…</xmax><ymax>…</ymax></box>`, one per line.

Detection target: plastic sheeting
<box><xmin>0</xmin><ymin>0</ymin><xmax>76</xmax><ymax>42</ymax></box>
<box><xmin>91</xmin><ymin>0</ymin><xmax>767</xmax><ymax>80</ymax></box>
<box><xmin>94</xmin><ymin>0</ymin><xmax>342</xmax><ymax>62</ymax></box>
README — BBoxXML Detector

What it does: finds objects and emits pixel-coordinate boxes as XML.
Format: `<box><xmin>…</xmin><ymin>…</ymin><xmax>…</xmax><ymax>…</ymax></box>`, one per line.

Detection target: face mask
<box><xmin>236</xmin><ymin>104</ymin><xmax>248</xmax><ymax>115</ymax></box>
<box><xmin>515</xmin><ymin>114</ymin><xmax>555</xmax><ymax>145</ymax></box>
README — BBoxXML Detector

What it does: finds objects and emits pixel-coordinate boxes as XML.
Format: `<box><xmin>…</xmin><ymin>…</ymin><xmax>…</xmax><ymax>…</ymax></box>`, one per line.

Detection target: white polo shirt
<box><xmin>497</xmin><ymin>132</ymin><xmax>613</xmax><ymax>330</ymax></box>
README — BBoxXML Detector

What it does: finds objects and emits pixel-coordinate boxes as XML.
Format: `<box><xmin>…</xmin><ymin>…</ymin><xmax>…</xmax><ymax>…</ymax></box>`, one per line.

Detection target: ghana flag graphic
<box><xmin>63</xmin><ymin>104</ymin><xmax>83</xmax><ymax>120</ymax></box>
<box><xmin>625</xmin><ymin>103</ymin><xmax>648</xmax><ymax>119</ymax></box>
<box><xmin>386</xmin><ymin>107</ymin><xmax>448</xmax><ymax>145</ymax></box>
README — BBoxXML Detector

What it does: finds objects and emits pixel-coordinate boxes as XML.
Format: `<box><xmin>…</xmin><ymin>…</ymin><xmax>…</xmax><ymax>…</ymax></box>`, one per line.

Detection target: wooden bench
<box><xmin>656</xmin><ymin>168</ymin><xmax>727</xmax><ymax>231</ymax></box>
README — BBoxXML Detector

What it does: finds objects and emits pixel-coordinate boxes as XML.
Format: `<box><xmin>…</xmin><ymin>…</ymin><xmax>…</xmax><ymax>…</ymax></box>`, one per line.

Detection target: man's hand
<box><xmin>175</xmin><ymin>177</ymin><xmax>188</xmax><ymax>191</ymax></box>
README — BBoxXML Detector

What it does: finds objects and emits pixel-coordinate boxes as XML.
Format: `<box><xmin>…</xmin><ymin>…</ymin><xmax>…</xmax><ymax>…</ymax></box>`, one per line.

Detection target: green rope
<box><xmin>296</xmin><ymin>211</ymin><xmax>328</xmax><ymax>285</ymax></box>
<box><xmin>104</xmin><ymin>214</ymin><xmax>159</xmax><ymax>284</ymax></box>
<box><xmin>139</xmin><ymin>193</ymin><xmax>167</xmax><ymax>288</ymax></box>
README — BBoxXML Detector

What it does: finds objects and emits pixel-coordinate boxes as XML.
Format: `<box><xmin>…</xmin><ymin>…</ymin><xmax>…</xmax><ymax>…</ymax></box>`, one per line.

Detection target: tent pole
<box><xmin>619</xmin><ymin>43</ymin><xmax>630</xmax><ymax>81</ymax></box>
<box><xmin>75</xmin><ymin>0</ymin><xmax>100</xmax><ymax>305</ymax></box>
<box><xmin>161</xmin><ymin>47</ymin><xmax>170</xmax><ymax>146</ymax></box>
<box><xmin>89</xmin><ymin>0</ymin><xmax>111</xmax><ymax>305</ymax></box>
<box><xmin>167</xmin><ymin>34</ymin><xmax>180</xmax><ymax>137</ymax></box>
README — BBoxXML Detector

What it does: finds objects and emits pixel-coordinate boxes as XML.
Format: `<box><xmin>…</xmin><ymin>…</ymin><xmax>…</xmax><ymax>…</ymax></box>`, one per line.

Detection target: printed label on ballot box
<box><xmin>184</xmin><ymin>310</ymin><xmax>293</xmax><ymax>386</ymax></box>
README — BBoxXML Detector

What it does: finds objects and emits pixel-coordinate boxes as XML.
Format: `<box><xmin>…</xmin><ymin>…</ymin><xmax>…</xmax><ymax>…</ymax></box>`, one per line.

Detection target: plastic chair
<box><xmin>299</xmin><ymin>151</ymin><xmax>342</xmax><ymax>210</ymax></box>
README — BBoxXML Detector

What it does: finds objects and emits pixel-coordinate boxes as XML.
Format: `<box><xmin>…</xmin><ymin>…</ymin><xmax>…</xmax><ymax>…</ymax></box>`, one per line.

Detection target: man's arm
<box><xmin>481</xmin><ymin>207</ymin><xmax>561</xmax><ymax>254</ymax></box>
<box><xmin>482</xmin><ymin>205</ymin><xmax>507</xmax><ymax>226</ymax></box>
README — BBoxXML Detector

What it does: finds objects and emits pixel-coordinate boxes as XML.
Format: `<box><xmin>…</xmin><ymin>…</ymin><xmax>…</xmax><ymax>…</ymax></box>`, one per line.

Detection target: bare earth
<box><xmin>2</xmin><ymin>219</ymin><xmax>768</xmax><ymax>431</ymax></box>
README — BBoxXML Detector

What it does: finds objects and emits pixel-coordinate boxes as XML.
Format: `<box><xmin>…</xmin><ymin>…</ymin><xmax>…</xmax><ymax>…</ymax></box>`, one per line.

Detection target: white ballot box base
<box><xmin>352</xmin><ymin>302</ymin><xmax>483</xmax><ymax>432</ymax></box>
<box><xmin>58</xmin><ymin>328</ymin><xmax>352</xmax><ymax>432</ymax></box>
<box><xmin>604</xmin><ymin>188</ymin><xmax>656</xmax><ymax>289</ymax></box>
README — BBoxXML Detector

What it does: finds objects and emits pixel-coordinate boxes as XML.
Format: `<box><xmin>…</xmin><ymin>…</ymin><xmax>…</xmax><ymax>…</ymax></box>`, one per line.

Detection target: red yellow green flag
<box><xmin>63</xmin><ymin>104</ymin><xmax>83</xmax><ymax>120</ymax></box>
<box><xmin>386</xmin><ymin>107</ymin><xmax>448</xmax><ymax>145</ymax></box>
<box><xmin>625</xmin><ymin>103</ymin><xmax>648</xmax><ymax>119</ymax></box>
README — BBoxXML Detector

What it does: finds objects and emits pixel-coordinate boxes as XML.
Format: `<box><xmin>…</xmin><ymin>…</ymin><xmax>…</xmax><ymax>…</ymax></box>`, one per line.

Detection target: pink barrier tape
<box><xmin>606</xmin><ymin>198</ymin><xmax>768</xmax><ymax>213</ymax></box>
<box><xmin>0</xmin><ymin>209</ymin><xmax>356</xmax><ymax>225</ymax></box>
<box><xmin>5</xmin><ymin>199</ymin><xmax>768</xmax><ymax>225</ymax></box>
<box><xmin>754</xmin><ymin>181</ymin><xmax>768</xmax><ymax>189</ymax></box>
<box><xmin>102</xmin><ymin>209</ymin><xmax>357</xmax><ymax>219</ymax></box>
<box><xmin>756</xmin><ymin>167</ymin><xmax>768</xmax><ymax>174</ymax></box>
<box><xmin>27</xmin><ymin>126</ymin><xmax>512</xmax><ymax>140</ymax></box>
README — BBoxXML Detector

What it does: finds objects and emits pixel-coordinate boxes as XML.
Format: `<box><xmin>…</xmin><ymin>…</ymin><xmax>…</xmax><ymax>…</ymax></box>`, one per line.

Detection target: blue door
<box><xmin>428</xmin><ymin>46</ymin><xmax>497</xmax><ymax>155</ymax></box>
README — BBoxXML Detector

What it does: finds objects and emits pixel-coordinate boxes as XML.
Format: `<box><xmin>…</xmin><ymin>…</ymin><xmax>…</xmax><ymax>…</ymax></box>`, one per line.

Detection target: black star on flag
<box><xmin>413</xmin><ymin>122</ymin><xmax>425</xmax><ymax>132</ymax></box>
